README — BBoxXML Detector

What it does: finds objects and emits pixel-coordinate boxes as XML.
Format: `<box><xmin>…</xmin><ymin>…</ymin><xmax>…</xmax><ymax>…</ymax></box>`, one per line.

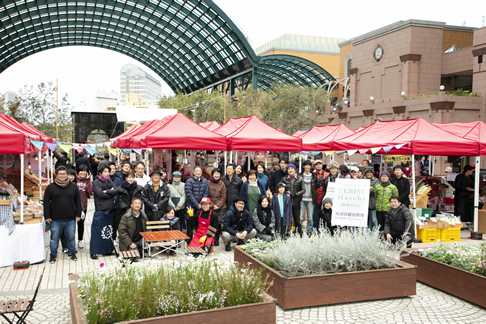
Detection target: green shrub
<box><xmin>418</xmin><ymin>243</ymin><xmax>485</xmax><ymax>275</ymax></box>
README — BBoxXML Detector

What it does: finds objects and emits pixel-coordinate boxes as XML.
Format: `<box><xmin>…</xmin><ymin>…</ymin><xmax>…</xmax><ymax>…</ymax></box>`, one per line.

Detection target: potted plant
<box><xmin>69</xmin><ymin>260</ymin><xmax>276</xmax><ymax>323</ymax></box>
<box><xmin>402</xmin><ymin>243</ymin><xmax>486</xmax><ymax>308</ymax></box>
<box><xmin>235</xmin><ymin>229</ymin><xmax>416</xmax><ymax>309</ymax></box>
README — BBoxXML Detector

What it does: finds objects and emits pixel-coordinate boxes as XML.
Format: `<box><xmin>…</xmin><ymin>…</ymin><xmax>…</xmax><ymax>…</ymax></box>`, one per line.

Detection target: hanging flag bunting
<box><xmin>132</xmin><ymin>149</ymin><xmax>142</xmax><ymax>155</ymax></box>
<box><xmin>107</xmin><ymin>148</ymin><xmax>118</xmax><ymax>155</ymax></box>
<box><xmin>347</xmin><ymin>149</ymin><xmax>358</xmax><ymax>156</ymax></box>
<box><xmin>85</xmin><ymin>146</ymin><xmax>96</xmax><ymax>156</ymax></box>
<box><xmin>370</xmin><ymin>147</ymin><xmax>382</xmax><ymax>154</ymax></box>
<box><xmin>358</xmin><ymin>149</ymin><xmax>368</xmax><ymax>155</ymax></box>
<box><xmin>395</xmin><ymin>143</ymin><xmax>406</xmax><ymax>150</ymax></box>
<box><xmin>59</xmin><ymin>143</ymin><xmax>73</xmax><ymax>153</ymax></box>
<box><xmin>74</xmin><ymin>146</ymin><xmax>84</xmax><ymax>153</ymax></box>
<box><xmin>383</xmin><ymin>145</ymin><xmax>394</xmax><ymax>153</ymax></box>
<box><xmin>44</xmin><ymin>142</ymin><xmax>58</xmax><ymax>151</ymax></box>
<box><xmin>29</xmin><ymin>139</ymin><xmax>45</xmax><ymax>151</ymax></box>
<box><xmin>121</xmin><ymin>149</ymin><xmax>131</xmax><ymax>154</ymax></box>
<box><xmin>324</xmin><ymin>151</ymin><xmax>335</xmax><ymax>156</ymax></box>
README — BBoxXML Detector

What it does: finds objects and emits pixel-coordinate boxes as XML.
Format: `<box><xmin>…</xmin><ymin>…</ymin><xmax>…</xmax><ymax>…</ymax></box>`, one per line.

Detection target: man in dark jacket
<box><xmin>454</xmin><ymin>165</ymin><xmax>475</xmax><ymax>222</ymax></box>
<box><xmin>52</xmin><ymin>150</ymin><xmax>68</xmax><ymax>170</ymax></box>
<box><xmin>118</xmin><ymin>197</ymin><xmax>147</xmax><ymax>260</ymax></box>
<box><xmin>222</xmin><ymin>163</ymin><xmax>243</xmax><ymax>209</ymax></box>
<box><xmin>44</xmin><ymin>166</ymin><xmax>82</xmax><ymax>262</ymax></box>
<box><xmin>75</xmin><ymin>151</ymin><xmax>93</xmax><ymax>174</ymax></box>
<box><xmin>184</xmin><ymin>166</ymin><xmax>209</xmax><ymax>238</ymax></box>
<box><xmin>390</xmin><ymin>165</ymin><xmax>411</xmax><ymax>207</ymax></box>
<box><xmin>384</xmin><ymin>196</ymin><xmax>414</xmax><ymax>248</ymax></box>
<box><xmin>282</xmin><ymin>164</ymin><xmax>305</xmax><ymax>235</ymax></box>
<box><xmin>222</xmin><ymin>196</ymin><xmax>257</xmax><ymax>251</ymax></box>
<box><xmin>97</xmin><ymin>153</ymin><xmax>111</xmax><ymax>174</ymax></box>
<box><xmin>269</xmin><ymin>159</ymin><xmax>288</xmax><ymax>193</ymax></box>
<box><xmin>141</xmin><ymin>169</ymin><xmax>170</xmax><ymax>221</ymax></box>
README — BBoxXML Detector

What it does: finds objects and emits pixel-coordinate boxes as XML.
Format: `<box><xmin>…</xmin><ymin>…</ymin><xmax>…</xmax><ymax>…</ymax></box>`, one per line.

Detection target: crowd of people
<box><xmin>42</xmin><ymin>150</ymin><xmax>427</xmax><ymax>262</ymax></box>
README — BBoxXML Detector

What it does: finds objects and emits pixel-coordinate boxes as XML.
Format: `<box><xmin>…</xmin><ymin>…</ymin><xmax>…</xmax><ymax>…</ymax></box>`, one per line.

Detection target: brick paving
<box><xmin>1</xmin><ymin>198</ymin><xmax>485</xmax><ymax>323</ymax></box>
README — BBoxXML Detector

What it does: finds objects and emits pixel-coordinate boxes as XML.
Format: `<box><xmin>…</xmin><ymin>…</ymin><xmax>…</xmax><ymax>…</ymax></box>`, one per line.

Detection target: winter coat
<box><xmin>375</xmin><ymin>182</ymin><xmax>399</xmax><ymax>212</ymax></box>
<box><xmin>314</xmin><ymin>170</ymin><xmax>328</xmax><ymax>205</ymax></box>
<box><xmin>384</xmin><ymin>203</ymin><xmax>414</xmax><ymax>236</ymax></box>
<box><xmin>134</xmin><ymin>173</ymin><xmax>151</xmax><ymax>188</ymax></box>
<box><xmin>269</xmin><ymin>169</ymin><xmax>287</xmax><ymax>193</ymax></box>
<box><xmin>317</xmin><ymin>207</ymin><xmax>336</xmax><ymax>234</ymax></box>
<box><xmin>75</xmin><ymin>157</ymin><xmax>93</xmax><ymax>174</ymax></box>
<box><xmin>76</xmin><ymin>176</ymin><xmax>92</xmax><ymax>212</ymax></box>
<box><xmin>222</xmin><ymin>174</ymin><xmax>243</xmax><ymax>207</ymax></box>
<box><xmin>92</xmin><ymin>178</ymin><xmax>118</xmax><ymax>211</ymax></box>
<box><xmin>281</xmin><ymin>175</ymin><xmax>305</xmax><ymax>207</ymax></box>
<box><xmin>118</xmin><ymin>208</ymin><xmax>148</xmax><ymax>252</ymax></box>
<box><xmin>208</xmin><ymin>180</ymin><xmax>227</xmax><ymax>210</ymax></box>
<box><xmin>454</xmin><ymin>173</ymin><xmax>474</xmax><ymax>197</ymax></box>
<box><xmin>110</xmin><ymin>174</ymin><xmax>122</xmax><ymax>210</ymax></box>
<box><xmin>322</xmin><ymin>173</ymin><xmax>345</xmax><ymax>197</ymax></box>
<box><xmin>52</xmin><ymin>150</ymin><xmax>67</xmax><ymax>169</ymax></box>
<box><xmin>184</xmin><ymin>175</ymin><xmax>209</xmax><ymax>209</ymax></box>
<box><xmin>118</xmin><ymin>184</ymin><xmax>143</xmax><ymax>212</ymax></box>
<box><xmin>223</xmin><ymin>204</ymin><xmax>254</xmax><ymax>235</ymax></box>
<box><xmin>43</xmin><ymin>181</ymin><xmax>82</xmax><ymax>221</ymax></box>
<box><xmin>141</xmin><ymin>180</ymin><xmax>170</xmax><ymax>221</ymax></box>
<box><xmin>257</xmin><ymin>172</ymin><xmax>269</xmax><ymax>191</ymax></box>
<box><xmin>271</xmin><ymin>193</ymin><xmax>293</xmax><ymax>228</ymax></box>
<box><xmin>240</xmin><ymin>181</ymin><xmax>266</xmax><ymax>210</ymax></box>
<box><xmin>361</xmin><ymin>175</ymin><xmax>379</xmax><ymax>210</ymax></box>
<box><xmin>300</xmin><ymin>171</ymin><xmax>320</xmax><ymax>204</ymax></box>
<box><xmin>168</xmin><ymin>181</ymin><xmax>186</xmax><ymax>209</ymax></box>
<box><xmin>391</xmin><ymin>176</ymin><xmax>411</xmax><ymax>207</ymax></box>
<box><xmin>252</xmin><ymin>208</ymin><xmax>275</xmax><ymax>234</ymax></box>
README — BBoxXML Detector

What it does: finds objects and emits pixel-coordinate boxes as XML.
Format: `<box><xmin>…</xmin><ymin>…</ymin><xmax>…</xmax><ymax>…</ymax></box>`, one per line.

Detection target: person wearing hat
<box><xmin>184</xmin><ymin>166</ymin><xmax>209</xmax><ymax>239</ymax></box>
<box><xmin>189</xmin><ymin>197</ymin><xmax>219</xmax><ymax>254</ymax></box>
<box><xmin>317</xmin><ymin>197</ymin><xmax>336</xmax><ymax>235</ymax></box>
<box><xmin>374</xmin><ymin>171</ymin><xmax>399</xmax><ymax>231</ymax></box>
<box><xmin>222</xmin><ymin>196</ymin><xmax>256</xmax><ymax>251</ymax></box>
<box><xmin>390</xmin><ymin>165</ymin><xmax>411</xmax><ymax>207</ymax></box>
<box><xmin>300</xmin><ymin>160</ymin><xmax>318</xmax><ymax>235</ymax></box>
<box><xmin>168</xmin><ymin>171</ymin><xmax>186</xmax><ymax>229</ymax></box>
<box><xmin>208</xmin><ymin>168</ymin><xmax>227</xmax><ymax>246</ymax></box>
<box><xmin>361</xmin><ymin>166</ymin><xmax>379</xmax><ymax>229</ymax></box>
<box><xmin>141</xmin><ymin>168</ymin><xmax>170</xmax><ymax>222</ymax></box>
<box><xmin>323</xmin><ymin>162</ymin><xmax>344</xmax><ymax>197</ymax></box>
<box><xmin>271</xmin><ymin>182</ymin><xmax>293</xmax><ymax>238</ymax></box>
<box><xmin>349</xmin><ymin>166</ymin><xmax>359</xmax><ymax>179</ymax></box>
<box><xmin>312</xmin><ymin>159</ymin><xmax>328</xmax><ymax>231</ymax></box>
<box><xmin>444</xmin><ymin>166</ymin><xmax>457</xmax><ymax>186</ymax></box>
<box><xmin>454</xmin><ymin>165</ymin><xmax>475</xmax><ymax>222</ymax></box>
<box><xmin>282</xmin><ymin>163</ymin><xmax>305</xmax><ymax>236</ymax></box>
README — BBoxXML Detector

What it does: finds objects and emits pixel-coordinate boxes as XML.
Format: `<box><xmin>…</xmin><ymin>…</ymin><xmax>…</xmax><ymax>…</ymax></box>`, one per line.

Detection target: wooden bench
<box><xmin>146</xmin><ymin>220</ymin><xmax>169</xmax><ymax>231</ymax></box>
<box><xmin>118</xmin><ymin>250</ymin><xmax>140</xmax><ymax>259</ymax></box>
<box><xmin>0</xmin><ymin>268</ymin><xmax>44</xmax><ymax>323</ymax></box>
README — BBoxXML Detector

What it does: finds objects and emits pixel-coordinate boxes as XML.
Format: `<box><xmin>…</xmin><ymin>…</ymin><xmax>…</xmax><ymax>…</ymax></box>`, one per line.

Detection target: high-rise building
<box><xmin>120</xmin><ymin>63</ymin><xmax>161</xmax><ymax>105</ymax></box>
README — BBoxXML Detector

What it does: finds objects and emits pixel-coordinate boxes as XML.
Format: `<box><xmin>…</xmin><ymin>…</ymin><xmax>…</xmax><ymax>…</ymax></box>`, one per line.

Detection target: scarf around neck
<box><xmin>97</xmin><ymin>175</ymin><xmax>110</xmax><ymax>183</ymax></box>
<box><xmin>55</xmin><ymin>178</ymin><xmax>70</xmax><ymax>188</ymax></box>
<box><xmin>208</xmin><ymin>176</ymin><xmax>220</xmax><ymax>184</ymax></box>
<box><xmin>381</xmin><ymin>180</ymin><xmax>391</xmax><ymax>187</ymax></box>
<box><xmin>122</xmin><ymin>181</ymin><xmax>138</xmax><ymax>195</ymax></box>
<box><xmin>256</xmin><ymin>203</ymin><xmax>273</xmax><ymax>226</ymax></box>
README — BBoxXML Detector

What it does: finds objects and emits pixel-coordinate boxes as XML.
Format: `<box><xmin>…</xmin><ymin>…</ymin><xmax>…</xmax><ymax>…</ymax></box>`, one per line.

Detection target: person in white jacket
<box><xmin>134</xmin><ymin>162</ymin><xmax>151</xmax><ymax>187</ymax></box>
<box><xmin>168</xmin><ymin>171</ymin><xmax>187</xmax><ymax>230</ymax></box>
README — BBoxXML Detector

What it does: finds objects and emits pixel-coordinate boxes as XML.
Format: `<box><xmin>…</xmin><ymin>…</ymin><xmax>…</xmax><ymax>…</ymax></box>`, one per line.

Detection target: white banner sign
<box><xmin>332</xmin><ymin>179</ymin><xmax>370</xmax><ymax>227</ymax></box>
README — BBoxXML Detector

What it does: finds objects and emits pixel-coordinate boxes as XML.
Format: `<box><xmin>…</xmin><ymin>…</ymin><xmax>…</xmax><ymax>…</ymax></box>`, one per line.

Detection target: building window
<box><xmin>344</xmin><ymin>53</ymin><xmax>352</xmax><ymax>77</ymax></box>
<box><xmin>479</xmin><ymin>55</ymin><xmax>483</xmax><ymax>64</ymax></box>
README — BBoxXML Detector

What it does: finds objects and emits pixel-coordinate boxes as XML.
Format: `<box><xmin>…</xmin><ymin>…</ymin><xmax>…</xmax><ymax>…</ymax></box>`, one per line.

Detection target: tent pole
<box><xmin>50</xmin><ymin>152</ymin><xmax>54</xmax><ymax>183</ymax></box>
<box><xmin>299</xmin><ymin>153</ymin><xmax>302</xmax><ymax>173</ymax></box>
<box><xmin>265</xmin><ymin>151</ymin><xmax>268</xmax><ymax>169</ymax></box>
<box><xmin>38</xmin><ymin>151</ymin><xmax>42</xmax><ymax>199</ymax></box>
<box><xmin>20</xmin><ymin>154</ymin><xmax>25</xmax><ymax>261</ymax></box>
<box><xmin>224</xmin><ymin>151</ymin><xmax>227</xmax><ymax>172</ymax></box>
<box><xmin>474</xmin><ymin>155</ymin><xmax>480</xmax><ymax>232</ymax></box>
<box><xmin>431</xmin><ymin>155</ymin><xmax>434</xmax><ymax>176</ymax></box>
<box><xmin>271</xmin><ymin>151</ymin><xmax>273</xmax><ymax>167</ymax></box>
<box><xmin>145</xmin><ymin>151</ymin><xmax>149</xmax><ymax>176</ymax></box>
<box><xmin>248</xmin><ymin>153</ymin><xmax>250</xmax><ymax>172</ymax></box>
<box><xmin>411</xmin><ymin>154</ymin><xmax>418</xmax><ymax>239</ymax></box>
<box><xmin>229</xmin><ymin>151</ymin><xmax>233</xmax><ymax>163</ymax></box>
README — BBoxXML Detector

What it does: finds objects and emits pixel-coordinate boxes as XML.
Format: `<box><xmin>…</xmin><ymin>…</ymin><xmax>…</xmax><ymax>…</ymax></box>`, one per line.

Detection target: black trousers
<box><xmin>454</xmin><ymin>195</ymin><xmax>469</xmax><ymax>223</ymax></box>
<box><xmin>388</xmin><ymin>233</ymin><xmax>413</xmax><ymax>248</ymax></box>
<box><xmin>77</xmin><ymin>212</ymin><xmax>86</xmax><ymax>240</ymax></box>
<box><xmin>376</xmin><ymin>211</ymin><xmax>387</xmax><ymax>232</ymax></box>
<box><xmin>292</xmin><ymin>205</ymin><xmax>302</xmax><ymax>235</ymax></box>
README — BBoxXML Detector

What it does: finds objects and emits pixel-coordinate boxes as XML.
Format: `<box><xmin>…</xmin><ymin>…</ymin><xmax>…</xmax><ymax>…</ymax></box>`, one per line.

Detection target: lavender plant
<box><xmin>243</xmin><ymin>228</ymin><xmax>404</xmax><ymax>277</ymax></box>
<box><xmin>78</xmin><ymin>260</ymin><xmax>269</xmax><ymax>323</ymax></box>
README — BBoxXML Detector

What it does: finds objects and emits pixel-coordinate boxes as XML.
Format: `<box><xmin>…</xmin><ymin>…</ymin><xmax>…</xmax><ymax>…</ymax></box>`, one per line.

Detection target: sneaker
<box><xmin>225</xmin><ymin>243</ymin><xmax>231</xmax><ymax>251</ymax></box>
<box><xmin>62</xmin><ymin>248</ymin><xmax>68</xmax><ymax>253</ymax></box>
<box><xmin>78</xmin><ymin>241</ymin><xmax>85</xmax><ymax>249</ymax></box>
<box><xmin>237</xmin><ymin>239</ymin><xmax>245</xmax><ymax>246</ymax></box>
<box><xmin>90</xmin><ymin>254</ymin><xmax>98</xmax><ymax>260</ymax></box>
<box><xmin>69</xmin><ymin>254</ymin><xmax>78</xmax><ymax>261</ymax></box>
<box><xmin>49</xmin><ymin>255</ymin><xmax>56</xmax><ymax>263</ymax></box>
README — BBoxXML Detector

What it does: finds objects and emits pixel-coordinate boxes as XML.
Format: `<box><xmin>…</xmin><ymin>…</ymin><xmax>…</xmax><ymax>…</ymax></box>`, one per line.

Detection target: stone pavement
<box><xmin>1</xmin><ymin>198</ymin><xmax>485</xmax><ymax>323</ymax></box>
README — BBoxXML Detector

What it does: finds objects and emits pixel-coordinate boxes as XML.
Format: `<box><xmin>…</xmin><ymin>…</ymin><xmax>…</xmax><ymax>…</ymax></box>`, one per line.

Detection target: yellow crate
<box><xmin>439</xmin><ymin>228</ymin><xmax>461</xmax><ymax>242</ymax></box>
<box><xmin>417</xmin><ymin>228</ymin><xmax>440</xmax><ymax>243</ymax></box>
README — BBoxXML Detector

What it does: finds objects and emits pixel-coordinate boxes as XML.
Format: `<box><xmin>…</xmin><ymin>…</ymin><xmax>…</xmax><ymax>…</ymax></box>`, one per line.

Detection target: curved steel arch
<box><xmin>0</xmin><ymin>0</ymin><xmax>260</xmax><ymax>94</ymax></box>
<box><xmin>257</xmin><ymin>54</ymin><xmax>335</xmax><ymax>91</ymax></box>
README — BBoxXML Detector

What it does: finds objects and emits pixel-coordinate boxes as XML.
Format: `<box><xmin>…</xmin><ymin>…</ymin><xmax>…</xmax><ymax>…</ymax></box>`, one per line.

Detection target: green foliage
<box><xmin>242</xmin><ymin>228</ymin><xmax>403</xmax><ymax>277</ymax></box>
<box><xmin>472</xmin><ymin>243</ymin><xmax>486</xmax><ymax>276</ymax></box>
<box><xmin>446</xmin><ymin>88</ymin><xmax>479</xmax><ymax>97</ymax></box>
<box><xmin>418</xmin><ymin>243</ymin><xmax>484</xmax><ymax>275</ymax></box>
<box><xmin>78</xmin><ymin>260</ymin><xmax>269</xmax><ymax>323</ymax></box>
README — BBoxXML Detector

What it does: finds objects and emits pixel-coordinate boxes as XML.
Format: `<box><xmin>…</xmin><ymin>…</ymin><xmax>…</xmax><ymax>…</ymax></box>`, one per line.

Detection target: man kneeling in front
<box><xmin>118</xmin><ymin>197</ymin><xmax>148</xmax><ymax>261</ymax></box>
<box><xmin>222</xmin><ymin>196</ymin><xmax>257</xmax><ymax>251</ymax></box>
<box><xmin>384</xmin><ymin>196</ymin><xmax>414</xmax><ymax>248</ymax></box>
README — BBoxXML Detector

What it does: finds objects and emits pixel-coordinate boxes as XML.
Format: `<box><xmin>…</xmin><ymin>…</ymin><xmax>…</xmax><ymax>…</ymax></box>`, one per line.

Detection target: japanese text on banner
<box><xmin>332</xmin><ymin>179</ymin><xmax>370</xmax><ymax>227</ymax></box>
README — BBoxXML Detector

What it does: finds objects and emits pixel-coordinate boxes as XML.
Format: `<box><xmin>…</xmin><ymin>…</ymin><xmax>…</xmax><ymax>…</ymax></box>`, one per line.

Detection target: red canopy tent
<box><xmin>113</xmin><ymin>116</ymin><xmax>175</xmax><ymax>148</ymax></box>
<box><xmin>0</xmin><ymin>114</ymin><xmax>43</xmax><ymax>142</ymax></box>
<box><xmin>21</xmin><ymin>122</ymin><xmax>55</xmax><ymax>143</ymax></box>
<box><xmin>434</xmin><ymin>121</ymin><xmax>486</xmax><ymax>156</ymax></box>
<box><xmin>332</xmin><ymin>118</ymin><xmax>479</xmax><ymax>156</ymax></box>
<box><xmin>110</xmin><ymin>123</ymin><xmax>141</xmax><ymax>141</ymax></box>
<box><xmin>222</xmin><ymin>116</ymin><xmax>302</xmax><ymax>151</ymax></box>
<box><xmin>292</xmin><ymin>130</ymin><xmax>307</xmax><ymax>137</ymax></box>
<box><xmin>199</xmin><ymin>121</ymin><xmax>221</xmax><ymax>131</ymax></box>
<box><xmin>213</xmin><ymin>116</ymin><xmax>251</xmax><ymax>136</ymax></box>
<box><xmin>298</xmin><ymin>125</ymin><xmax>354</xmax><ymax>151</ymax></box>
<box><xmin>145</xmin><ymin>113</ymin><xmax>227</xmax><ymax>150</ymax></box>
<box><xmin>0</xmin><ymin>123</ymin><xmax>34</xmax><ymax>154</ymax></box>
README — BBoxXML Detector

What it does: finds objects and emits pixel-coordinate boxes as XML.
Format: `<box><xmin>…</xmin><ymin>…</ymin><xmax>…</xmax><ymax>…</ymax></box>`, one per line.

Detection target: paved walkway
<box><xmin>1</xmin><ymin>199</ymin><xmax>485</xmax><ymax>323</ymax></box>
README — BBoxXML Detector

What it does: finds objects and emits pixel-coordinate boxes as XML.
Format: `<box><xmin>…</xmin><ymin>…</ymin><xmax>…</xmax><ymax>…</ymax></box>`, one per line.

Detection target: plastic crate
<box><xmin>420</xmin><ymin>208</ymin><xmax>433</xmax><ymax>218</ymax></box>
<box><xmin>417</xmin><ymin>229</ymin><xmax>440</xmax><ymax>243</ymax></box>
<box><xmin>440</xmin><ymin>228</ymin><xmax>461</xmax><ymax>242</ymax></box>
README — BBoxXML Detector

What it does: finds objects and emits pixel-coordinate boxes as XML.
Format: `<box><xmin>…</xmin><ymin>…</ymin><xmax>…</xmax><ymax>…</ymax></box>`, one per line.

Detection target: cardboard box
<box><xmin>479</xmin><ymin>210</ymin><xmax>486</xmax><ymax>233</ymax></box>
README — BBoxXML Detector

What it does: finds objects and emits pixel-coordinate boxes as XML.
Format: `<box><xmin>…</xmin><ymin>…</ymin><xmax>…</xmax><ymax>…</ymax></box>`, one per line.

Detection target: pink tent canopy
<box><xmin>145</xmin><ymin>113</ymin><xmax>228</xmax><ymax>150</ymax></box>
<box><xmin>199</xmin><ymin>121</ymin><xmax>221</xmax><ymax>131</ymax></box>
<box><xmin>21</xmin><ymin>122</ymin><xmax>55</xmax><ymax>143</ymax></box>
<box><xmin>292</xmin><ymin>130</ymin><xmax>307</xmax><ymax>137</ymax></box>
<box><xmin>222</xmin><ymin>116</ymin><xmax>302</xmax><ymax>151</ymax></box>
<box><xmin>113</xmin><ymin>117</ymin><xmax>174</xmax><ymax>148</ymax></box>
<box><xmin>110</xmin><ymin>123</ymin><xmax>141</xmax><ymax>141</ymax></box>
<box><xmin>0</xmin><ymin>123</ymin><xmax>35</xmax><ymax>154</ymax></box>
<box><xmin>298</xmin><ymin>125</ymin><xmax>354</xmax><ymax>151</ymax></box>
<box><xmin>213</xmin><ymin>116</ymin><xmax>251</xmax><ymax>136</ymax></box>
<box><xmin>332</xmin><ymin>118</ymin><xmax>479</xmax><ymax>156</ymax></box>
<box><xmin>0</xmin><ymin>114</ymin><xmax>43</xmax><ymax>142</ymax></box>
<box><xmin>434</xmin><ymin>121</ymin><xmax>486</xmax><ymax>156</ymax></box>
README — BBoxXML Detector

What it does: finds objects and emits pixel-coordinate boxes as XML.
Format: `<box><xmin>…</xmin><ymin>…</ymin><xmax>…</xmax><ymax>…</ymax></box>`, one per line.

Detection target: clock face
<box><xmin>374</xmin><ymin>45</ymin><xmax>383</xmax><ymax>62</ymax></box>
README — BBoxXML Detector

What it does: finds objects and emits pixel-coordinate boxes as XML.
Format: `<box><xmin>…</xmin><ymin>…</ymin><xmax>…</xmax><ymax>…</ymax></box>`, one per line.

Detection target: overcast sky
<box><xmin>0</xmin><ymin>0</ymin><xmax>484</xmax><ymax>109</ymax></box>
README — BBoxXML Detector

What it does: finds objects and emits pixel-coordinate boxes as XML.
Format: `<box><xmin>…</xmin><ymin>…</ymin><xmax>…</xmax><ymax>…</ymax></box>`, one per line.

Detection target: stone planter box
<box><xmin>234</xmin><ymin>246</ymin><xmax>416</xmax><ymax>309</ymax></box>
<box><xmin>69</xmin><ymin>273</ymin><xmax>277</xmax><ymax>324</ymax></box>
<box><xmin>402</xmin><ymin>249</ymin><xmax>486</xmax><ymax>308</ymax></box>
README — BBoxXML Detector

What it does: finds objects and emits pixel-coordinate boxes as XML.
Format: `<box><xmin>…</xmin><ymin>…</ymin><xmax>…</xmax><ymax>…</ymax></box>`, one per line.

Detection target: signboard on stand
<box><xmin>332</xmin><ymin>179</ymin><xmax>370</xmax><ymax>227</ymax></box>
